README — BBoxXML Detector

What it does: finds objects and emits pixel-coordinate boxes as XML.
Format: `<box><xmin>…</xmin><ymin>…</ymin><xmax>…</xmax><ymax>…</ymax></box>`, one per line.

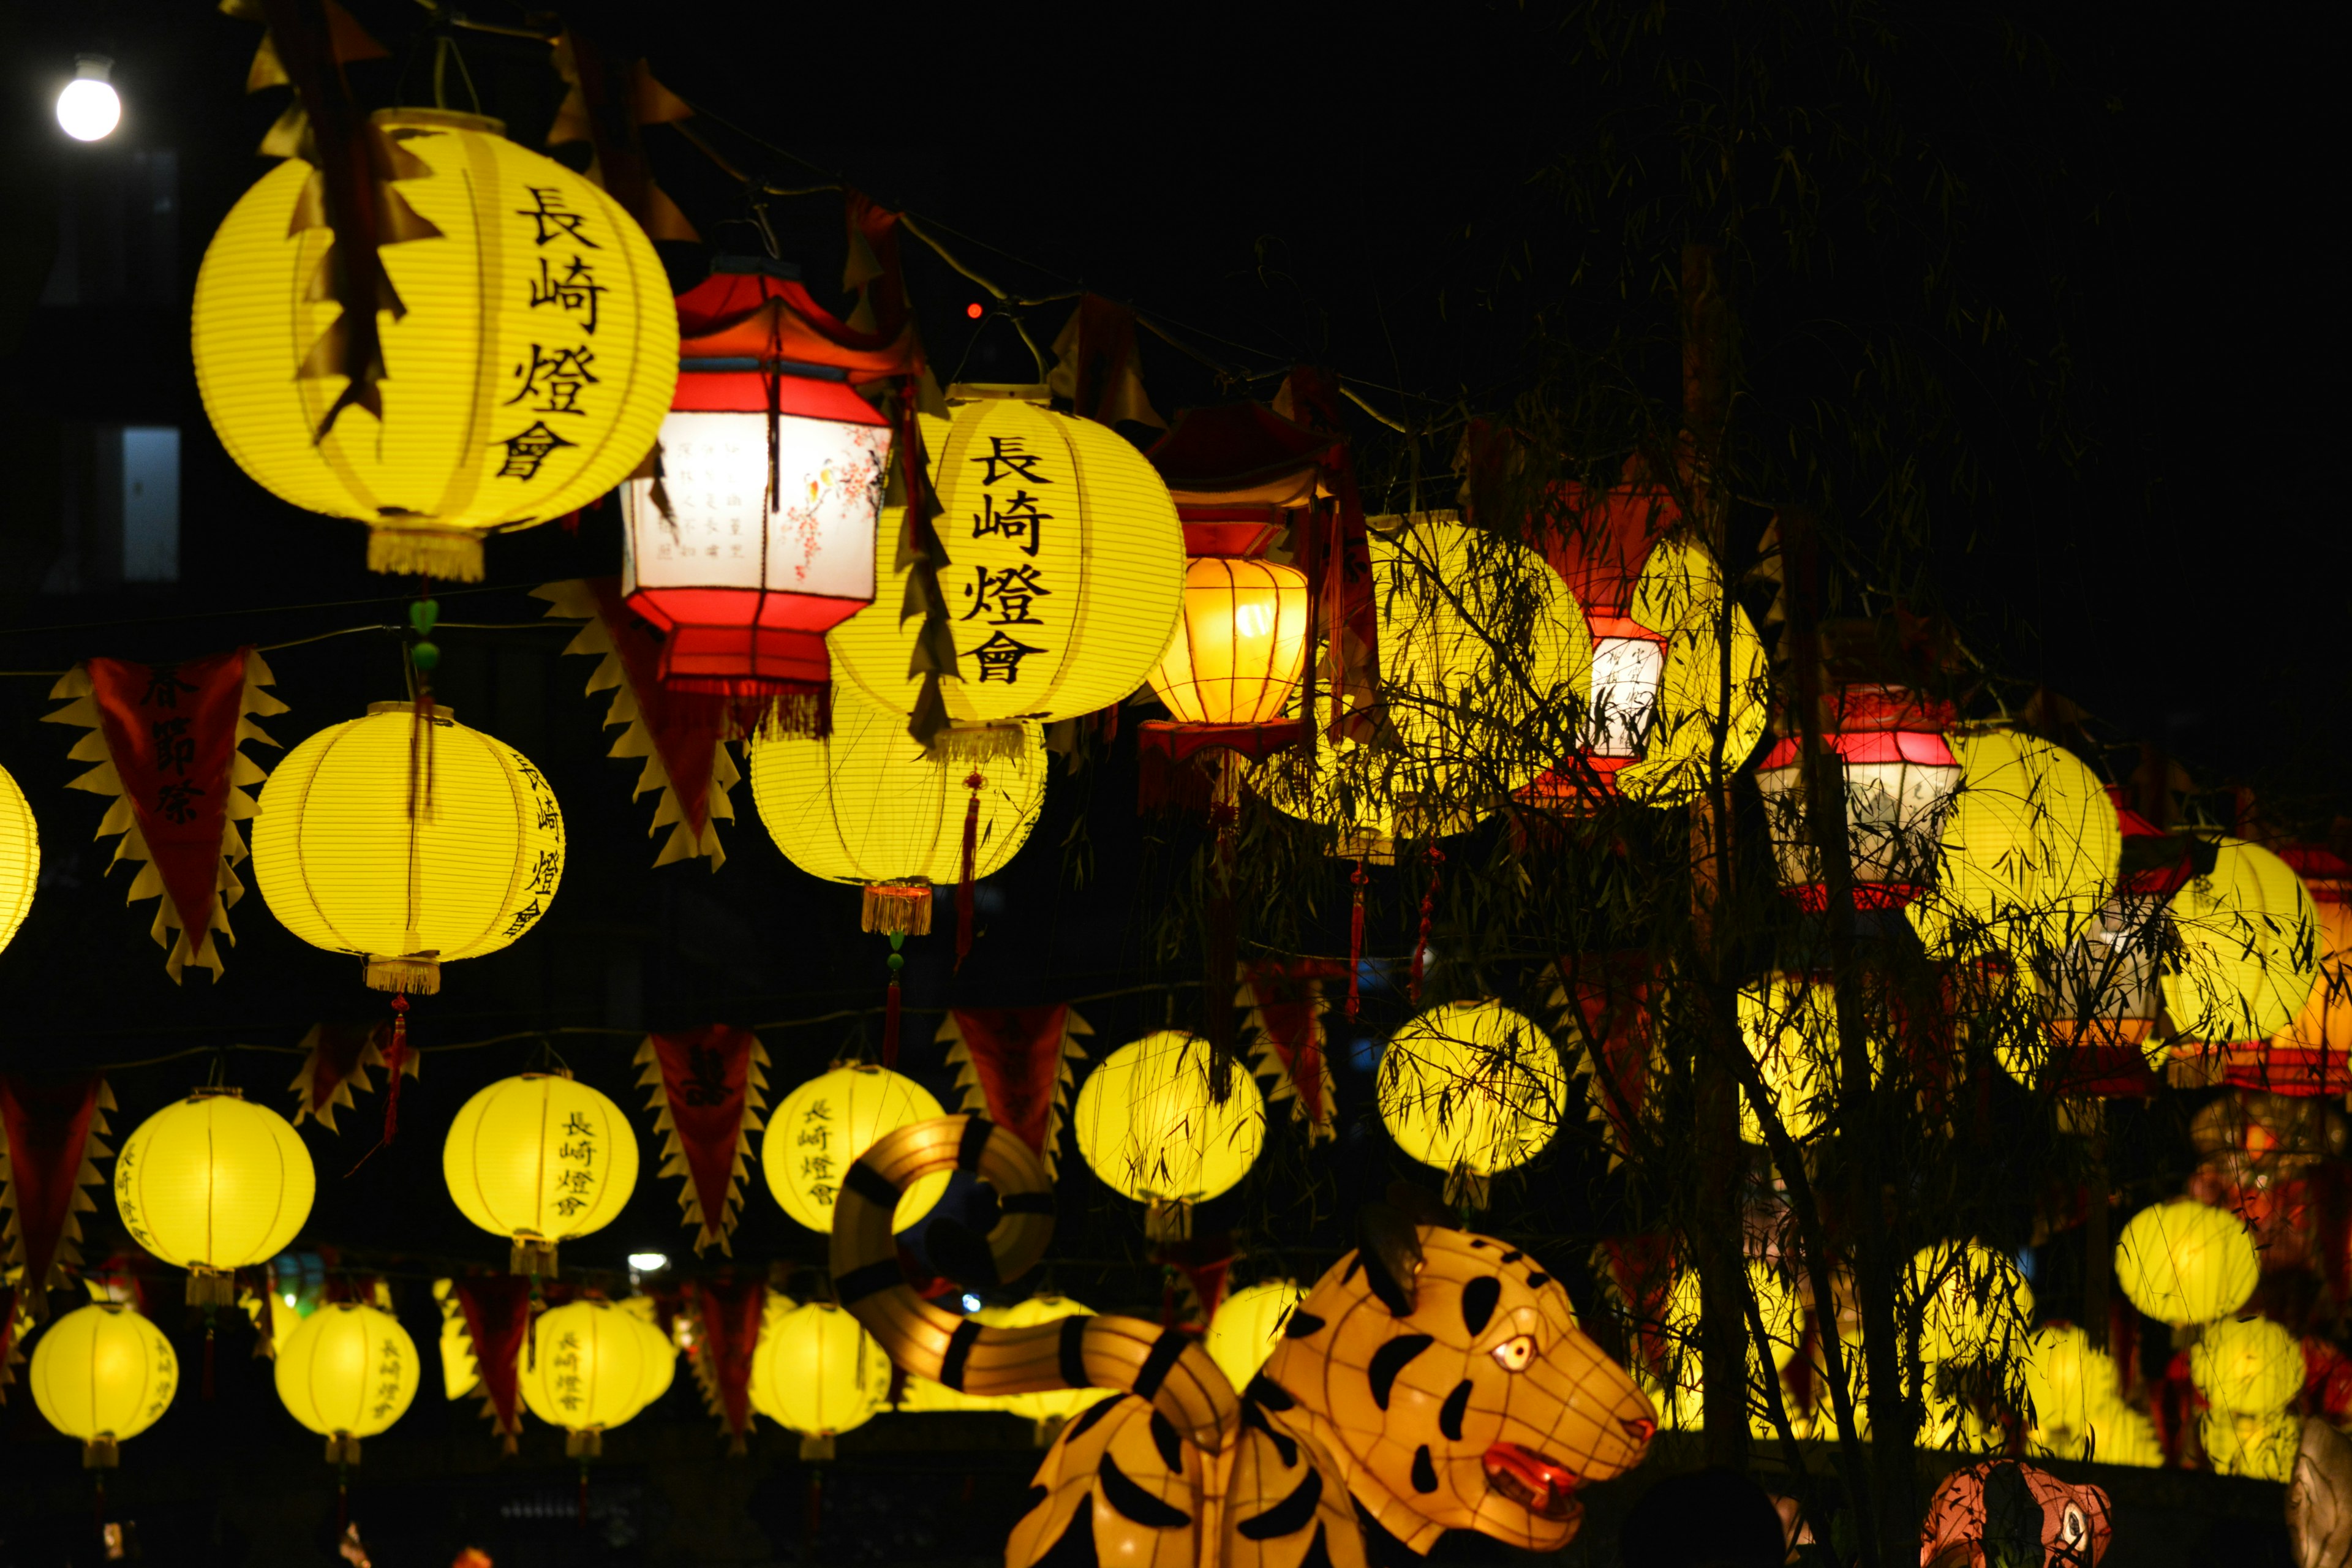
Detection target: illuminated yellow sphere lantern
<box><xmin>1147</xmin><ymin>558</ymin><xmax>1311</xmax><ymax>726</ymax></box>
<box><xmin>254</xmin><ymin>704</ymin><xmax>565</xmax><ymax>994</ymax></box>
<box><xmin>443</xmin><ymin>1072</ymin><xmax>639</xmax><ymax>1275</ymax></box>
<box><xmin>0</xmin><ymin>761</ymin><xmax>39</xmax><ymax>952</ymax></box>
<box><xmin>1255</xmin><ymin>512</ymin><xmax>1591</xmax><ymax>855</ymax></box>
<box><xmin>2114</xmin><ymin>1198</ymin><xmax>2258</xmax><ymax>1327</ymax></box>
<box><xmin>1905</xmin><ymin>1240</ymin><xmax>2035</xmax><ymax>1364</ymax></box>
<box><xmin>192</xmin><ymin>109</ymin><xmax>677</xmax><ymax>580</ymax></box>
<box><xmin>2192</xmin><ymin>1314</ymin><xmax>2304</xmax><ymax>1414</ymax></box>
<box><xmin>1906</xmin><ymin>732</ymin><xmax>2120</xmax><ymax>965</ymax></box>
<box><xmin>274</xmin><ymin>1302</ymin><xmax>420</xmax><ymax>1463</ymax></box>
<box><xmin>2255</xmin><ymin>862</ymin><xmax>2352</xmax><ymax>1092</ymax></box>
<box><xmin>829</xmin><ymin>388</ymin><xmax>1186</xmax><ymax>755</ymax></box>
<box><xmin>2022</xmin><ymin>1324</ymin><xmax>2123</xmax><ymax>1454</ymax></box>
<box><xmin>750</xmin><ymin>1300</ymin><xmax>893</xmax><ymax>1458</ymax></box>
<box><xmin>748</xmin><ymin>689</ymin><xmax>1049</xmax><ymax>935</ymax></box>
<box><xmin>31</xmin><ymin>1303</ymin><xmax>179</xmax><ymax>1467</ymax></box>
<box><xmin>1377</xmin><ymin>1001</ymin><xmax>1568</xmax><ymax>1207</ymax></box>
<box><xmin>519</xmin><ymin>1300</ymin><xmax>660</xmax><ymax>1456</ymax></box>
<box><xmin>2164</xmin><ymin>837</ymin><xmax>2320</xmax><ymax>1044</ymax></box>
<box><xmin>115</xmin><ymin>1090</ymin><xmax>315</xmax><ymax>1305</ymax></box>
<box><xmin>1206</xmin><ymin>1280</ymin><xmax>1305</xmax><ymax>1393</ymax></box>
<box><xmin>1735</xmin><ymin>974</ymin><xmax>1887</xmax><ymax>1144</ymax></box>
<box><xmin>761</xmin><ymin>1063</ymin><xmax>949</xmax><ymax>1234</ymax></box>
<box><xmin>1074</xmin><ymin>1031</ymin><xmax>1265</xmax><ymax>1239</ymax></box>
<box><xmin>1650</xmin><ymin>1262</ymin><xmax>1802</xmax><ymax>1434</ymax></box>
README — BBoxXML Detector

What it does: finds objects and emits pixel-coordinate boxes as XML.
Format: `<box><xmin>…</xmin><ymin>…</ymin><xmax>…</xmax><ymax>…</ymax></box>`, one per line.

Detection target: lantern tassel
<box><xmin>203</xmin><ymin>1316</ymin><xmax>217</xmax><ymax>1401</ymax></box>
<box><xmin>383</xmin><ymin>995</ymin><xmax>409</xmax><ymax>1145</ymax></box>
<box><xmin>883</xmin><ymin>934</ymin><xmax>905</xmax><ymax>1069</ymax></box>
<box><xmin>1409</xmin><ymin>845</ymin><xmax>1444</xmax><ymax>1006</ymax></box>
<box><xmin>1347</xmin><ymin>856</ymin><xmax>1367</xmax><ymax>1020</ymax></box>
<box><xmin>956</xmin><ymin>773</ymin><xmax>982</xmax><ymax>968</ymax></box>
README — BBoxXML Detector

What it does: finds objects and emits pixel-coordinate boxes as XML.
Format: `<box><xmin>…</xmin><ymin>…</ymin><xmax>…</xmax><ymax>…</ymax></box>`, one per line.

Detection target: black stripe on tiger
<box><xmin>938</xmin><ymin>1319</ymin><xmax>984</xmax><ymax>1391</ymax></box>
<box><xmin>834</xmin><ymin>1259</ymin><xmax>904</xmax><ymax>1306</ymax></box>
<box><xmin>1439</xmin><ymin>1380</ymin><xmax>1472</xmax><ymax>1441</ymax></box>
<box><xmin>956</xmin><ymin>1116</ymin><xmax>997</xmax><ymax>1170</ymax></box>
<box><xmin>1460</xmin><ymin>1276</ymin><xmax>1501</xmax><ymax>1336</ymax></box>
<box><xmin>1411</xmin><ymin>1445</ymin><xmax>1439</xmax><ymax>1493</ymax></box>
<box><xmin>1237</xmin><ymin>1466</ymin><xmax>1324</xmax><ymax>1539</ymax></box>
<box><xmin>1148</xmin><ymin>1411</ymin><xmax>1185</xmax><ymax>1472</ymax></box>
<box><xmin>844</xmin><ymin>1161</ymin><xmax>902</xmax><ymax>1209</ymax></box>
<box><xmin>1131</xmin><ymin>1330</ymin><xmax>1191</xmax><ymax>1402</ymax></box>
<box><xmin>1368</xmin><ymin>1335</ymin><xmax>1436</xmax><ymax>1411</ymax></box>
<box><xmin>1284</xmin><ymin>1309</ymin><xmax>1327</xmax><ymax>1339</ymax></box>
<box><xmin>1058</xmin><ymin>1316</ymin><xmax>1091</xmax><ymax>1388</ymax></box>
<box><xmin>1101</xmin><ymin>1453</ymin><xmax>1192</xmax><ymax>1528</ymax></box>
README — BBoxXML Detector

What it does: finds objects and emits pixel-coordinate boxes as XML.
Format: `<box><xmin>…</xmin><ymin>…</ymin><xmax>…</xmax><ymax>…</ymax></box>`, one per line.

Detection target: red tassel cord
<box><xmin>882</xmin><ymin>935</ymin><xmax>905</xmax><ymax>1069</ymax></box>
<box><xmin>956</xmin><ymin>772</ymin><xmax>982</xmax><ymax>968</ymax></box>
<box><xmin>1409</xmin><ymin>846</ymin><xmax>1445</xmax><ymax>1006</ymax></box>
<box><xmin>382</xmin><ymin>995</ymin><xmax>410</xmax><ymax>1145</ymax></box>
<box><xmin>1347</xmin><ymin>856</ymin><xmax>1368</xmax><ymax>1021</ymax></box>
<box><xmin>203</xmin><ymin>1311</ymin><xmax>217</xmax><ymax>1400</ymax></box>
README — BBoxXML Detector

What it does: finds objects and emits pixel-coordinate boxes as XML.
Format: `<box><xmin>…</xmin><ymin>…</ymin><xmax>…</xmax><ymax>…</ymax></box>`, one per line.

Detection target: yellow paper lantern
<box><xmin>2164</xmin><ymin>838</ymin><xmax>2320</xmax><ymax>1042</ymax></box>
<box><xmin>518</xmin><ymin>1300</ymin><xmax>658</xmax><ymax>1454</ymax></box>
<box><xmin>1611</xmin><ymin>539</ymin><xmax>1770</xmax><ymax>809</ymax></box>
<box><xmin>761</xmin><ymin>1063</ymin><xmax>950</xmax><ymax>1234</ymax></box>
<box><xmin>442</xmin><ymin>1072</ymin><xmax>639</xmax><ymax>1273</ymax></box>
<box><xmin>2267</xmin><ymin>892</ymin><xmax>2352</xmax><ymax>1071</ymax></box>
<box><xmin>750</xmin><ymin>1300</ymin><xmax>892</xmax><ymax>1446</ymax></box>
<box><xmin>1205</xmin><ymin>1280</ymin><xmax>1305</xmax><ymax>1393</ymax></box>
<box><xmin>829</xmin><ymin>390</ymin><xmax>1186</xmax><ymax>750</ymax></box>
<box><xmin>2114</xmin><ymin>1198</ymin><xmax>2258</xmax><ymax>1327</ymax></box>
<box><xmin>1376</xmin><ymin>1001</ymin><xmax>1567</xmax><ymax>1205</ymax></box>
<box><xmin>254</xmin><ymin>704</ymin><xmax>564</xmax><ymax>994</ymax></box>
<box><xmin>1255</xmin><ymin>513</ymin><xmax>1591</xmax><ymax>852</ymax></box>
<box><xmin>617</xmin><ymin>1295</ymin><xmax>679</xmax><ymax>1411</ymax></box>
<box><xmin>747</xmin><ymin>690</ymin><xmax>1047</xmax><ymax>935</ymax></box>
<box><xmin>2203</xmin><ymin>1408</ymin><xmax>2300</xmax><ymax>1480</ymax></box>
<box><xmin>1907</xmin><ymin>732</ymin><xmax>2120</xmax><ymax>965</ymax></box>
<box><xmin>1647</xmin><ymin>1261</ymin><xmax>1804</xmax><ymax>1437</ymax></box>
<box><xmin>274</xmin><ymin>1302</ymin><xmax>420</xmax><ymax>1462</ymax></box>
<box><xmin>191</xmin><ymin>108</ymin><xmax>677</xmax><ymax>581</ymax></box>
<box><xmin>1735</xmin><ymin>974</ymin><xmax>1887</xmax><ymax>1144</ymax></box>
<box><xmin>30</xmin><ymin>1303</ymin><xmax>179</xmax><ymax>1466</ymax></box>
<box><xmin>2191</xmin><ymin>1314</ymin><xmax>2304</xmax><ymax>1414</ymax></box>
<box><xmin>0</xmin><ymin>761</ymin><xmax>38</xmax><ymax>952</ymax></box>
<box><xmin>1905</xmin><ymin>1241</ymin><xmax>2034</xmax><ymax>1363</ymax></box>
<box><xmin>1073</xmin><ymin>1030</ymin><xmax>1265</xmax><ymax>1238</ymax></box>
<box><xmin>114</xmin><ymin>1090</ymin><xmax>315</xmax><ymax>1304</ymax></box>
<box><xmin>1147</xmin><ymin>558</ymin><xmax>1311</xmax><ymax>725</ymax></box>
<box><xmin>2022</xmin><ymin>1325</ymin><xmax>2121</xmax><ymax>1441</ymax></box>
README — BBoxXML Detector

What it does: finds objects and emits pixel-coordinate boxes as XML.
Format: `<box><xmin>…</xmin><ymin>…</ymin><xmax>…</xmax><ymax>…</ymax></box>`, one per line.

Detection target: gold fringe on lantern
<box><xmin>925</xmin><ymin>723</ymin><xmax>1029</xmax><ymax>764</ymax></box>
<box><xmin>862</xmin><ymin>883</ymin><xmax>933</xmax><ymax>936</ymax></box>
<box><xmin>83</xmin><ymin>1438</ymin><xmax>119</xmax><ymax>1470</ymax></box>
<box><xmin>187</xmin><ymin>1266</ymin><xmax>237</xmax><ymax>1308</ymax></box>
<box><xmin>363</xmin><ymin>953</ymin><xmax>442</xmax><ymax>995</ymax></box>
<box><xmin>510</xmin><ymin>1238</ymin><xmax>559</xmax><ymax>1278</ymax></box>
<box><xmin>367</xmin><ymin>525</ymin><xmax>486</xmax><ymax>582</ymax></box>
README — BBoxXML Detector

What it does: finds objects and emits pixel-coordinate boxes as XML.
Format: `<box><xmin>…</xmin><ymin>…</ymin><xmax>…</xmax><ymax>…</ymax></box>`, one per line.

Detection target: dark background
<box><xmin>0</xmin><ymin>2</ymin><xmax>2333</xmax><ymax>1564</ymax></box>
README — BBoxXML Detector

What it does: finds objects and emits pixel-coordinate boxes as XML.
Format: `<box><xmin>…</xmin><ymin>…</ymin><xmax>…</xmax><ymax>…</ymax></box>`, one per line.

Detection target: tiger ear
<box><xmin>1384</xmin><ymin>1182</ymin><xmax>1454</xmax><ymax>1231</ymax></box>
<box><xmin>1357</xmin><ymin>1201</ymin><xmax>1427</xmax><ymax>1316</ymax></box>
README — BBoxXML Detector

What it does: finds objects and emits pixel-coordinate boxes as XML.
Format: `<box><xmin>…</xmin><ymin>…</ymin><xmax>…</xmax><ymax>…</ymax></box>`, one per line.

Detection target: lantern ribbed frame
<box><xmin>31</xmin><ymin>1303</ymin><xmax>179</xmax><ymax>1457</ymax></box>
<box><xmin>760</xmin><ymin>1063</ymin><xmax>949</xmax><ymax>1234</ymax></box>
<box><xmin>1147</xmin><ymin>558</ymin><xmax>1310</xmax><ymax>725</ymax></box>
<box><xmin>442</xmin><ymin>1072</ymin><xmax>639</xmax><ymax>1260</ymax></box>
<box><xmin>115</xmin><ymin>1091</ymin><xmax>315</xmax><ymax>1285</ymax></box>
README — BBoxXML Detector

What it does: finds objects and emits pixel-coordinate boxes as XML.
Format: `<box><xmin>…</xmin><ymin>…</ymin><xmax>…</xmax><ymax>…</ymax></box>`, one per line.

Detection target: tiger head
<box><xmin>1256</xmin><ymin>1193</ymin><xmax>1654</xmax><ymax>1553</ymax></box>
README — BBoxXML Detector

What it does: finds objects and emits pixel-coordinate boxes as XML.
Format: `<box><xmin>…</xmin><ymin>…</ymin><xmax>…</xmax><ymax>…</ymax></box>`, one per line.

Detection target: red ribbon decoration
<box><xmin>690</xmin><ymin>1279</ymin><xmax>766</xmax><ymax>1453</ymax></box>
<box><xmin>452</xmin><ymin>1276</ymin><xmax>535</xmax><ymax>1450</ymax></box>
<box><xmin>636</xmin><ymin>1027</ymin><xmax>767</xmax><ymax>1255</ymax></box>
<box><xmin>938</xmin><ymin>1007</ymin><xmax>1090</xmax><ymax>1179</ymax></box>
<box><xmin>0</xmin><ymin>1074</ymin><xmax>111</xmax><ymax>1316</ymax></box>
<box><xmin>1408</xmin><ymin>846</ymin><xmax>1445</xmax><ymax>1006</ymax></box>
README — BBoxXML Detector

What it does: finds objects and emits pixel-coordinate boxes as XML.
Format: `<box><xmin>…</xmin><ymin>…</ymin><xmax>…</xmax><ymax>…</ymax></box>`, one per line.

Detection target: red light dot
<box><xmin>966</xmin><ymin>302</ymin><xmax>985</xmax><ymax>319</ymax></box>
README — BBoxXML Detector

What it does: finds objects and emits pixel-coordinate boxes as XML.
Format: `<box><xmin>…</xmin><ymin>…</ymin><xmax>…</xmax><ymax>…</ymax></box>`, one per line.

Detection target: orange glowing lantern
<box><xmin>2223</xmin><ymin>845</ymin><xmax>2352</xmax><ymax>1095</ymax></box>
<box><xmin>1138</xmin><ymin>510</ymin><xmax>1313</xmax><ymax>801</ymax></box>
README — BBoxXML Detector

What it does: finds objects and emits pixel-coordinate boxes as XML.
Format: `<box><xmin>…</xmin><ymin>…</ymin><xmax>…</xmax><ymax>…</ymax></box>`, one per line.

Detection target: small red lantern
<box><xmin>1521</xmin><ymin>481</ymin><xmax>1673</xmax><ymax>805</ymax></box>
<box><xmin>1754</xmin><ymin>684</ymin><xmax>1961</xmax><ymax>910</ymax></box>
<box><xmin>620</xmin><ymin>258</ymin><xmax>908</xmax><ymax>708</ymax></box>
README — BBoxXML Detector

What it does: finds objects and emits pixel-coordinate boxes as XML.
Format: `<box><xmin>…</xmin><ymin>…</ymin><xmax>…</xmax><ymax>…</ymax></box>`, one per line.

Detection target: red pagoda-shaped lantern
<box><xmin>1521</xmin><ymin>480</ymin><xmax>1673</xmax><ymax>804</ymax></box>
<box><xmin>619</xmin><ymin>257</ymin><xmax>916</xmax><ymax>710</ymax></box>
<box><xmin>1754</xmin><ymin>684</ymin><xmax>1962</xmax><ymax>910</ymax></box>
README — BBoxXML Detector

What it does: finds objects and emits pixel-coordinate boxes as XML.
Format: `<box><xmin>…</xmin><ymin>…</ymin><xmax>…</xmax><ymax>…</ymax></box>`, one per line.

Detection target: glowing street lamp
<box><xmin>57</xmin><ymin>56</ymin><xmax>121</xmax><ymax>143</ymax></box>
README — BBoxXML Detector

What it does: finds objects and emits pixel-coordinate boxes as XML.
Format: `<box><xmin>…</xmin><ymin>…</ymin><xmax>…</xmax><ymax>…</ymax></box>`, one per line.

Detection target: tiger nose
<box><xmin>1621</xmin><ymin>1415</ymin><xmax>1656</xmax><ymax>1446</ymax></box>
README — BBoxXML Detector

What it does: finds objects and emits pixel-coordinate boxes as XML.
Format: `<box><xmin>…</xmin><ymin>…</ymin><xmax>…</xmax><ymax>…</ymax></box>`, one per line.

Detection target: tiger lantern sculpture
<box><xmin>832</xmin><ymin>1116</ymin><xmax>1656</xmax><ymax>1568</ymax></box>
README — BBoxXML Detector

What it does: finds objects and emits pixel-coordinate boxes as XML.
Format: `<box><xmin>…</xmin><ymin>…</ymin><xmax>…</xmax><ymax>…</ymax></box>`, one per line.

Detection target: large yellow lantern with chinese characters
<box><xmin>2163</xmin><ymin>838</ymin><xmax>2320</xmax><ymax>1044</ymax></box>
<box><xmin>30</xmin><ymin>1302</ymin><xmax>179</xmax><ymax>1466</ymax></box>
<box><xmin>0</xmin><ymin>762</ymin><xmax>37</xmax><ymax>952</ymax></box>
<box><xmin>518</xmin><ymin>1300</ymin><xmax>660</xmax><ymax>1455</ymax></box>
<box><xmin>1906</xmin><ymin>732</ymin><xmax>2120</xmax><ymax>965</ymax></box>
<box><xmin>191</xmin><ymin>109</ymin><xmax>677</xmax><ymax>580</ymax></box>
<box><xmin>115</xmin><ymin>1090</ymin><xmax>315</xmax><ymax>1305</ymax></box>
<box><xmin>760</xmin><ymin>1063</ymin><xmax>949</xmax><ymax>1234</ymax></box>
<box><xmin>1905</xmin><ymin>1241</ymin><xmax>2034</xmax><ymax>1363</ymax></box>
<box><xmin>1147</xmin><ymin>558</ymin><xmax>1311</xmax><ymax>726</ymax></box>
<box><xmin>253</xmin><ymin>704</ymin><xmax>565</xmax><ymax>994</ymax></box>
<box><xmin>1377</xmin><ymin>1001</ymin><xmax>1568</xmax><ymax>1207</ymax></box>
<box><xmin>750</xmin><ymin>1300</ymin><xmax>892</xmax><ymax>1455</ymax></box>
<box><xmin>442</xmin><ymin>1071</ymin><xmax>639</xmax><ymax>1275</ymax></box>
<box><xmin>1255</xmin><ymin>512</ymin><xmax>1591</xmax><ymax>853</ymax></box>
<box><xmin>747</xmin><ymin>689</ymin><xmax>1048</xmax><ymax>934</ymax></box>
<box><xmin>273</xmin><ymin>1302</ymin><xmax>420</xmax><ymax>1463</ymax></box>
<box><xmin>1074</xmin><ymin>1031</ymin><xmax>1265</xmax><ymax>1239</ymax></box>
<box><xmin>1205</xmin><ymin>1280</ymin><xmax>1305</xmax><ymax>1393</ymax></box>
<box><xmin>829</xmin><ymin>388</ymin><xmax>1186</xmax><ymax>753</ymax></box>
<box><xmin>2114</xmin><ymin>1198</ymin><xmax>2258</xmax><ymax>1327</ymax></box>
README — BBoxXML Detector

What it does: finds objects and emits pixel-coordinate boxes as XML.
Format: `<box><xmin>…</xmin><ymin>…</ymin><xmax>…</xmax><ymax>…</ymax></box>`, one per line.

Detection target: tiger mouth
<box><xmin>1481</xmin><ymin>1442</ymin><xmax>1581</xmax><ymax>1522</ymax></box>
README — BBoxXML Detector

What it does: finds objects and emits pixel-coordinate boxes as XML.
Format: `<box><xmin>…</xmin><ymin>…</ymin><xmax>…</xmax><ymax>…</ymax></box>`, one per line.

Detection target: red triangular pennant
<box><xmin>0</xmin><ymin>1074</ymin><xmax>115</xmax><ymax>1316</ymax></box>
<box><xmin>938</xmin><ymin>1007</ymin><xmax>1091</xmax><ymax>1178</ymax></box>
<box><xmin>636</xmin><ymin>1028</ymin><xmax>769</xmax><ymax>1254</ymax></box>
<box><xmin>690</xmin><ymin>1278</ymin><xmax>764</xmax><ymax>1452</ymax></box>
<box><xmin>1240</xmin><ymin>960</ymin><xmax>1346</xmax><ymax>1140</ymax></box>
<box><xmin>453</xmin><ymin>1276</ymin><xmax>535</xmax><ymax>1449</ymax></box>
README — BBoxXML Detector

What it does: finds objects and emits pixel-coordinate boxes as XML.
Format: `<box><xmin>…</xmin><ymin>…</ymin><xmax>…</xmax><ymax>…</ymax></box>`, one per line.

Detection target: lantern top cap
<box><xmin>189</xmin><ymin>1086</ymin><xmax>247</xmax><ymax>1101</ymax></box>
<box><xmin>945</xmin><ymin>383</ymin><xmax>1051</xmax><ymax>406</ymax></box>
<box><xmin>364</xmin><ymin>701</ymin><xmax>454</xmax><ymax>720</ymax></box>
<box><xmin>372</xmin><ymin>107</ymin><xmax>506</xmax><ymax>138</ymax></box>
<box><xmin>75</xmin><ymin>55</ymin><xmax>113</xmax><ymax>81</ymax></box>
